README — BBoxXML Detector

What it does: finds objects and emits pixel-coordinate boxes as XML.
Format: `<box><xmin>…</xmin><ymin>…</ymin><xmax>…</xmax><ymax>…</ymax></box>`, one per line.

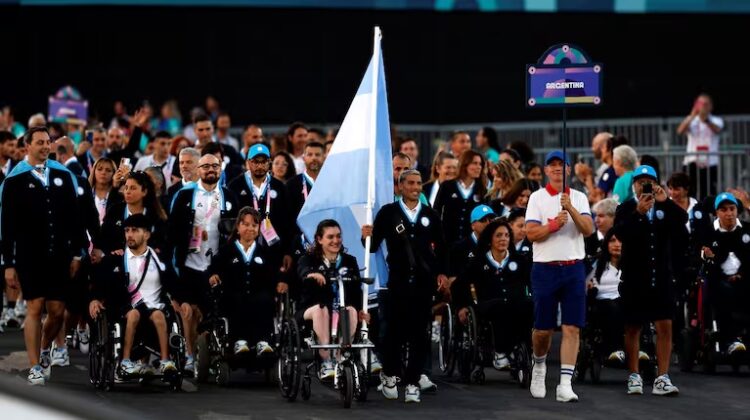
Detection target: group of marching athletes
<box><xmin>1</xmin><ymin>122</ymin><xmax>748</xmax><ymax>407</ymax></box>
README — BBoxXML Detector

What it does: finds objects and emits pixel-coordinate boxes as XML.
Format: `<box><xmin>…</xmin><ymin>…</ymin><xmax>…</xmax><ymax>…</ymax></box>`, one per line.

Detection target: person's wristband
<box><xmin>547</xmin><ymin>218</ymin><xmax>560</xmax><ymax>233</ymax></box>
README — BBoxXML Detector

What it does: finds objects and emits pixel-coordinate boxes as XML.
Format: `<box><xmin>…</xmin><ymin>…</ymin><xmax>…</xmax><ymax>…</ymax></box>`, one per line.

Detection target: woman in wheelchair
<box><xmin>297</xmin><ymin>219</ymin><xmax>370</xmax><ymax>381</ymax></box>
<box><xmin>587</xmin><ymin>229</ymin><xmax>626</xmax><ymax>363</ymax></box>
<box><xmin>701</xmin><ymin>192</ymin><xmax>749</xmax><ymax>356</ymax></box>
<box><xmin>208</xmin><ymin>207</ymin><xmax>283</xmax><ymax>357</ymax></box>
<box><xmin>89</xmin><ymin>214</ymin><xmax>180</xmax><ymax>376</ymax></box>
<box><xmin>452</xmin><ymin>218</ymin><xmax>532</xmax><ymax>370</ymax></box>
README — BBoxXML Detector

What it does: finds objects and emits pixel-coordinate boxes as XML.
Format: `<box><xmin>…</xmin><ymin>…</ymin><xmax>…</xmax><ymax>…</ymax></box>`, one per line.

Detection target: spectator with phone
<box><xmin>677</xmin><ymin>93</ymin><xmax>723</xmax><ymax>199</ymax></box>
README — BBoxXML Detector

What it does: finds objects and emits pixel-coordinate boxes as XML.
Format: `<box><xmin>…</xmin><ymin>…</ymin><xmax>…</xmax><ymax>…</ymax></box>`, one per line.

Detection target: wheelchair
<box><xmin>194</xmin><ymin>287</ymin><xmax>291</xmax><ymax>388</ymax></box>
<box><xmin>279</xmin><ymin>269</ymin><xmax>375</xmax><ymax>408</ymax></box>
<box><xmin>576</xmin><ymin>293</ymin><xmax>627</xmax><ymax>384</ymax></box>
<box><xmin>89</xmin><ymin>303</ymin><xmax>187</xmax><ymax>392</ymax></box>
<box><xmin>442</xmin><ymin>297</ymin><xmax>532</xmax><ymax>388</ymax></box>
<box><xmin>680</xmin><ymin>268</ymin><xmax>750</xmax><ymax>374</ymax></box>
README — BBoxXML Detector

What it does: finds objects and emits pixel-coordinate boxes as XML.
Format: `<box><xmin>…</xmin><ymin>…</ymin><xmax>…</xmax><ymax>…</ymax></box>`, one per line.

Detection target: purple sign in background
<box><xmin>48</xmin><ymin>97</ymin><xmax>88</xmax><ymax>122</ymax></box>
<box><xmin>526</xmin><ymin>65</ymin><xmax>602</xmax><ymax>107</ymax></box>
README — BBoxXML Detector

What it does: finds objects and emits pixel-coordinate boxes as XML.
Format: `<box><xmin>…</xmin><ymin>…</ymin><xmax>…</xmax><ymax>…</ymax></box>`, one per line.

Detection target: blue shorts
<box><xmin>531</xmin><ymin>261</ymin><xmax>586</xmax><ymax>330</ymax></box>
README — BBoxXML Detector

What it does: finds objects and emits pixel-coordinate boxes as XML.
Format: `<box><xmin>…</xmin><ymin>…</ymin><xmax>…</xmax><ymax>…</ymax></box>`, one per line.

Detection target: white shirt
<box><xmin>457</xmin><ymin>180</ymin><xmax>475</xmax><ymax>200</ymax></box>
<box><xmin>292</xmin><ymin>155</ymin><xmax>305</xmax><ymax>175</ymax></box>
<box><xmin>94</xmin><ymin>191</ymin><xmax>109</xmax><ymax>223</ymax></box>
<box><xmin>251</xmin><ymin>174</ymin><xmax>269</xmax><ymax>199</ymax></box>
<box><xmin>134</xmin><ymin>154</ymin><xmax>176</xmax><ymax>188</ymax></box>
<box><xmin>236</xmin><ymin>240</ymin><xmax>257</xmax><ymax>263</ymax></box>
<box><xmin>399</xmin><ymin>199</ymin><xmax>422</xmax><ymax>224</ymax></box>
<box><xmin>218</xmin><ymin>134</ymin><xmax>240</xmax><ymax>151</ymax></box>
<box><xmin>594</xmin><ymin>163</ymin><xmax>608</xmax><ymax>185</ymax></box>
<box><xmin>714</xmin><ymin>219</ymin><xmax>743</xmax><ymax>276</ymax></box>
<box><xmin>185</xmin><ymin>182</ymin><xmax>222</xmax><ymax>271</ymax></box>
<box><xmin>428</xmin><ymin>181</ymin><xmax>440</xmax><ymax>207</ymax></box>
<box><xmin>525</xmin><ymin>185</ymin><xmax>591</xmax><ymax>262</ymax></box>
<box><xmin>684</xmin><ymin>115</ymin><xmax>724</xmax><ymax>167</ymax></box>
<box><xmin>596</xmin><ymin>262</ymin><xmax>621</xmax><ymax>300</ymax></box>
<box><xmin>126</xmin><ymin>247</ymin><xmax>165</xmax><ymax>310</ymax></box>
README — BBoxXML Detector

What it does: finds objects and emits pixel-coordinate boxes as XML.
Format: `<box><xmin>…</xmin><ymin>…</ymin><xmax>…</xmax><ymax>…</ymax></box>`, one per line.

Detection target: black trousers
<box><xmin>591</xmin><ymin>298</ymin><xmax>624</xmax><ymax>355</ymax></box>
<box><xmin>382</xmin><ymin>285</ymin><xmax>431</xmax><ymax>386</ymax></box>
<box><xmin>227</xmin><ymin>291</ymin><xmax>275</xmax><ymax>344</ymax></box>
<box><xmin>709</xmin><ymin>280</ymin><xmax>749</xmax><ymax>347</ymax></box>
<box><xmin>476</xmin><ymin>298</ymin><xmax>533</xmax><ymax>353</ymax></box>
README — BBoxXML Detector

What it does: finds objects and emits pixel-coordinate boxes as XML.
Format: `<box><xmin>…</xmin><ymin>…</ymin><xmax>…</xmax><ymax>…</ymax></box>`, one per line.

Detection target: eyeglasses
<box><xmin>198</xmin><ymin>163</ymin><xmax>221</xmax><ymax>170</ymax></box>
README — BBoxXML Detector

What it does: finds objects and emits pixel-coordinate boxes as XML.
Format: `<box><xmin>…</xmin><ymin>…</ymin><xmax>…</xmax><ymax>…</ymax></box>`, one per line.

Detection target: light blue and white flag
<box><xmin>297</xmin><ymin>27</ymin><xmax>393</xmax><ymax>300</ymax></box>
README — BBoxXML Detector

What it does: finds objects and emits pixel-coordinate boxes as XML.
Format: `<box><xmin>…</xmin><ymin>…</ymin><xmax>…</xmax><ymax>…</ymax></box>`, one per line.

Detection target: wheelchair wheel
<box><xmin>216</xmin><ymin>361</ymin><xmax>230</xmax><ymax>386</ymax></box>
<box><xmin>355</xmin><ymin>360</ymin><xmax>369</xmax><ymax>402</ymax></box>
<box><xmin>457</xmin><ymin>307</ymin><xmax>478</xmax><ymax>382</ymax></box>
<box><xmin>340</xmin><ymin>363</ymin><xmax>354</xmax><ymax>409</ymax></box>
<box><xmin>89</xmin><ymin>314</ymin><xmax>115</xmax><ymax>391</ymax></box>
<box><xmin>575</xmin><ymin>339</ymin><xmax>590</xmax><ymax>384</ymax></box>
<box><xmin>195</xmin><ymin>332</ymin><xmax>211</xmax><ymax>383</ymax></box>
<box><xmin>590</xmin><ymin>356</ymin><xmax>602</xmax><ymax>384</ymax></box>
<box><xmin>437</xmin><ymin>303</ymin><xmax>455</xmax><ymax>375</ymax></box>
<box><xmin>301</xmin><ymin>376</ymin><xmax>311</xmax><ymax>400</ymax></box>
<box><xmin>679</xmin><ymin>328</ymin><xmax>695</xmax><ymax>372</ymax></box>
<box><xmin>278</xmin><ymin>318</ymin><xmax>302</xmax><ymax>401</ymax></box>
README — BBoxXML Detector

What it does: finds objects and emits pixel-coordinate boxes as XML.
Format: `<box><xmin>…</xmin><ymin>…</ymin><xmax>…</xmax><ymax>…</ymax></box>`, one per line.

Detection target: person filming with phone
<box><xmin>676</xmin><ymin>93</ymin><xmax>723</xmax><ymax>199</ymax></box>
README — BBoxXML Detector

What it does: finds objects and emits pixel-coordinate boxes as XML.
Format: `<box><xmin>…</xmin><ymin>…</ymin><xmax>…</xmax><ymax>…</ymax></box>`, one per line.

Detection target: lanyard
<box><xmin>247</xmin><ymin>173</ymin><xmax>272</xmax><ymax>216</ymax></box>
<box><xmin>302</xmin><ymin>173</ymin><xmax>314</xmax><ymax>201</ymax></box>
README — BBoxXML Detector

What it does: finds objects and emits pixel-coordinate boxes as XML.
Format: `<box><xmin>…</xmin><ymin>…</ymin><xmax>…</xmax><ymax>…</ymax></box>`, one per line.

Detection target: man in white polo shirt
<box><xmin>525</xmin><ymin>150</ymin><xmax>594</xmax><ymax>403</ymax></box>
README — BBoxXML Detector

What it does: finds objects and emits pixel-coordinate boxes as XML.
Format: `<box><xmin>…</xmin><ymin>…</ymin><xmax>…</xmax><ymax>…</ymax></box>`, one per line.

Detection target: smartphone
<box><xmin>120</xmin><ymin>157</ymin><xmax>132</xmax><ymax>169</ymax></box>
<box><xmin>642</xmin><ymin>183</ymin><xmax>653</xmax><ymax>195</ymax></box>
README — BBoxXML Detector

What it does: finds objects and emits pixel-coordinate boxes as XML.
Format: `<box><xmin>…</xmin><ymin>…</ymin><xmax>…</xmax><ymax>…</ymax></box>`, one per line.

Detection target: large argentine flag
<box><xmin>297</xmin><ymin>28</ymin><xmax>393</xmax><ymax>292</ymax></box>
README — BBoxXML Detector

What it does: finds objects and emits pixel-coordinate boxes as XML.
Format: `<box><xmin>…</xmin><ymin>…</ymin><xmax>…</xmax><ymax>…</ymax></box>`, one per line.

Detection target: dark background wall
<box><xmin>0</xmin><ymin>6</ymin><xmax>743</xmax><ymax>125</ymax></box>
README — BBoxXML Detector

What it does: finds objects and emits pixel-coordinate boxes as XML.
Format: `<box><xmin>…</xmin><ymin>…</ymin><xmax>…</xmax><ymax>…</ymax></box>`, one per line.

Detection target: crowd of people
<box><xmin>0</xmin><ymin>93</ymin><xmax>748</xmax><ymax>405</ymax></box>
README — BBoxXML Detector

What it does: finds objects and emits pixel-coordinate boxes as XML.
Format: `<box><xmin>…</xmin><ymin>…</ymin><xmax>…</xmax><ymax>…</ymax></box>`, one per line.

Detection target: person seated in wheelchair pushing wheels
<box><xmin>452</xmin><ymin>218</ymin><xmax>533</xmax><ymax>371</ymax></box>
<box><xmin>701</xmin><ymin>192</ymin><xmax>750</xmax><ymax>356</ymax></box>
<box><xmin>297</xmin><ymin>219</ymin><xmax>370</xmax><ymax>381</ymax></box>
<box><xmin>89</xmin><ymin>214</ymin><xmax>181</xmax><ymax>376</ymax></box>
<box><xmin>208</xmin><ymin>207</ymin><xmax>286</xmax><ymax>357</ymax></box>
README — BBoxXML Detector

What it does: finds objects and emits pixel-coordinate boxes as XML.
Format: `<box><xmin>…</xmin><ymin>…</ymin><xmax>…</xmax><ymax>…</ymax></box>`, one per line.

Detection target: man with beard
<box><xmin>286</xmin><ymin>142</ymin><xmax>324</xmax><ymax>220</ymax></box>
<box><xmin>0</xmin><ymin>130</ymin><xmax>18</xmax><ymax>182</ymax></box>
<box><xmin>1</xmin><ymin>126</ymin><xmax>87</xmax><ymax>385</ymax></box>
<box><xmin>168</xmin><ymin>153</ymin><xmax>238</xmax><ymax>374</ymax></box>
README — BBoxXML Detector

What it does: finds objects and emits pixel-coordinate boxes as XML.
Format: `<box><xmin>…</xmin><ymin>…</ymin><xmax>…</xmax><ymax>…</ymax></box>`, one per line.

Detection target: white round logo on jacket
<box><xmin>421</xmin><ymin>217</ymin><xmax>430</xmax><ymax>227</ymax></box>
<box><xmin>77</xmin><ymin>186</ymin><xmax>84</xmax><ymax>196</ymax></box>
<box><xmin>269</xmin><ymin>189</ymin><xmax>278</xmax><ymax>199</ymax></box>
<box><xmin>53</xmin><ymin>177</ymin><xmax>63</xmax><ymax>187</ymax></box>
<box><xmin>603</xmin><ymin>172</ymin><xmax>609</xmax><ymax>181</ymax></box>
<box><xmin>254</xmin><ymin>256</ymin><xmax>263</xmax><ymax>264</ymax></box>
<box><xmin>743</xmin><ymin>234</ymin><xmax>750</xmax><ymax>244</ymax></box>
<box><xmin>226</xmin><ymin>201</ymin><xmax>232</xmax><ymax>211</ymax></box>
<box><xmin>694</xmin><ymin>210</ymin><xmax>702</xmax><ymax>220</ymax></box>
<box><xmin>508</xmin><ymin>261</ymin><xmax>518</xmax><ymax>272</ymax></box>
<box><xmin>656</xmin><ymin>210</ymin><xmax>664</xmax><ymax>220</ymax></box>
<box><xmin>473</xmin><ymin>194</ymin><xmax>480</xmax><ymax>202</ymax></box>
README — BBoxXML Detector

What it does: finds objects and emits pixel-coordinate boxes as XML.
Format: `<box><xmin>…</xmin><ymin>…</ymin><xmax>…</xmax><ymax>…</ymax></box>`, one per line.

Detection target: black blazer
<box><xmin>614</xmin><ymin>198</ymin><xmax>688</xmax><ymax>293</ymax></box>
<box><xmin>75</xmin><ymin>175</ymin><xmax>102</xmax><ymax>248</ymax></box>
<box><xmin>98</xmin><ymin>201</ymin><xmax>168</xmax><ymax>256</ymax></box>
<box><xmin>285</xmin><ymin>173</ymin><xmax>313</xmax><ymax>222</ymax></box>
<box><xmin>91</xmin><ymin>250</ymin><xmax>180</xmax><ymax>314</ymax></box>
<box><xmin>703</xmin><ymin>223</ymin><xmax>750</xmax><ymax>283</ymax></box>
<box><xmin>1</xmin><ymin>166</ymin><xmax>87</xmax><ymax>268</ymax></box>
<box><xmin>449</xmin><ymin>235</ymin><xmax>478</xmax><ymax>278</ymax></box>
<box><xmin>228</xmin><ymin>174</ymin><xmax>292</xmax><ymax>253</ymax></box>
<box><xmin>366</xmin><ymin>201</ymin><xmax>448</xmax><ymax>291</ymax></box>
<box><xmin>452</xmin><ymin>250</ymin><xmax>531</xmax><ymax>309</ymax></box>
<box><xmin>433</xmin><ymin>179</ymin><xmax>487</xmax><ymax>244</ymax></box>
<box><xmin>65</xmin><ymin>159</ymin><xmax>85</xmax><ymax>177</ymax></box>
<box><xmin>168</xmin><ymin>183</ymin><xmax>239</xmax><ymax>270</ymax></box>
<box><xmin>297</xmin><ymin>252</ymin><xmax>363</xmax><ymax>312</ymax></box>
<box><xmin>209</xmin><ymin>240</ymin><xmax>282</xmax><ymax>297</ymax></box>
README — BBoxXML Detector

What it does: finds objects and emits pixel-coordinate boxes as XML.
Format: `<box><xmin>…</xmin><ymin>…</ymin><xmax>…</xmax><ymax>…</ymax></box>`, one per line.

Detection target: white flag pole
<box><xmin>362</xmin><ymin>26</ymin><xmax>381</xmax><ymax>337</ymax></box>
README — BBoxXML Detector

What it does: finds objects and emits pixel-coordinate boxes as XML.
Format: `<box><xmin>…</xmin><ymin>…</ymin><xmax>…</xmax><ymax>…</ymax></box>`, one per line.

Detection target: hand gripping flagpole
<box><xmin>361</xmin><ymin>26</ymin><xmax>382</xmax><ymax>340</ymax></box>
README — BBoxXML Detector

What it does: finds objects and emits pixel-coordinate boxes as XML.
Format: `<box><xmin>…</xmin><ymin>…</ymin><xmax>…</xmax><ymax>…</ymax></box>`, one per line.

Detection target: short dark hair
<box><xmin>0</xmin><ymin>130</ymin><xmax>15</xmax><ymax>144</ymax></box>
<box><xmin>193</xmin><ymin>113</ymin><xmax>212</xmax><ymax>126</ymax></box>
<box><xmin>307</xmin><ymin>127</ymin><xmax>326</xmax><ymax>139</ymax></box>
<box><xmin>201</xmin><ymin>141</ymin><xmax>224</xmax><ymax>158</ymax></box>
<box><xmin>304</xmin><ymin>141</ymin><xmax>325</xmax><ymax>152</ymax></box>
<box><xmin>667</xmin><ymin>172</ymin><xmax>690</xmax><ymax>190</ymax></box>
<box><xmin>450</xmin><ymin>131</ymin><xmax>469</xmax><ymax>143</ymax></box>
<box><xmin>153</xmin><ymin>131</ymin><xmax>172</xmax><ymax>141</ymax></box>
<box><xmin>481</xmin><ymin>126</ymin><xmax>500</xmax><ymax>151</ymax></box>
<box><xmin>23</xmin><ymin>126</ymin><xmax>50</xmax><ymax>145</ymax></box>
<box><xmin>286</xmin><ymin>121</ymin><xmax>307</xmax><ymax>138</ymax></box>
<box><xmin>393</xmin><ymin>152</ymin><xmax>411</xmax><ymax>162</ymax></box>
<box><xmin>507</xmin><ymin>207</ymin><xmax>526</xmax><ymax>224</ymax></box>
<box><xmin>500</xmin><ymin>148</ymin><xmax>521</xmax><ymax>163</ymax></box>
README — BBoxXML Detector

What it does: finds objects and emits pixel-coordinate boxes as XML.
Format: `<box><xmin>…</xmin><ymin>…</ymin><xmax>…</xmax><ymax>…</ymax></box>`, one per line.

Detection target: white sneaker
<box><xmin>77</xmin><ymin>329</ymin><xmax>90</xmax><ymax>355</ymax></box>
<box><xmin>493</xmin><ymin>352</ymin><xmax>510</xmax><ymax>370</ymax></box>
<box><xmin>652</xmin><ymin>374</ymin><xmax>679</xmax><ymax>396</ymax></box>
<box><xmin>530</xmin><ymin>362</ymin><xmax>546</xmax><ymax>398</ymax></box>
<box><xmin>1</xmin><ymin>308</ymin><xmax>20</xmax><ymax>328</ymax></box>
<box><xmin>255</xmin><ymin>341</ymin><xmax>274</xmax><ymax>356</ymax></box>
<box><xmin>556</xmin><ymin>384</ymin><xmax>579</xmax><ymax>402</ymax></box>
<box><xmin>728</xmin><ymin>341</ymin><xmax>746</xmax><ymax>355</ymax></box>
<box><xmin>28</xmin><ymin>365</ymin><xmax>46</xmax><ymax>386</ymax></box>
<box><xmin>638</xmin><ymin>351</ymin><xmax>650</xmax><ymax>361</ymax></box>
<box><xmin>15</xmin><ymin>300</ymin><xmax>27</xmax><ymax>318</ymax></box>
<box><xmin>381</xmin><ymin>374</ymin><xmax>399</xmax><ymax>400</ymax></box>
<box><xmin>627</xmin><ymin>373</ymin><xmax>643</xmax><ymax>395</ymax></box>
<box><xmin>608</xmin><ymin>350</ymin><xmax>625</xmax><ymax>363</ymax></box>
<box><xmin>51</xmin><ymin>346</ymin><xmax>70</xmax><ymax>367</ymax></box>
<box><xmin>39</xmin><ymin>351</ymin><xmax>52</xmax><ymax>381</ymax></box>
<box><xmin>368</xmin><ymin>352</ymin><xmax>383</xmax><ymax>374</ymax></box>
<box><xmin>234</xmin><ymin>340</ymin><xmax>250</xmax><ymax>355</ymax></box>
<box><xmin>120</xmin><ymin>359</ymin><xmax>140</xmax><ymax>375</ymax></box>
<box><xmin>184</xmin><ymin>355</ymin><xmax>195</xmax><ymax>373</ymax></box>
<box><xmin>405</xmin><ymin>384</ymin><xmax>421</xmax><ymax>403</ymax></box>
<box><xmin>431</xmin><ymin>320</ymin><xmax>440</xmax><ymax>343</ymax></box>
<box><xmin>418</xmin><ymin>374</ymin><xmax>437</xmax><ymax>392</ymax></box>
<box><xmin>159</xmin><ymin>360</ymin><xmax>177</xmax><ymax>374</ymax></box>
<box><xmin>319</xmin><ymin>360</ymin><xmax>335</xmax><ymax>381</ymax></box>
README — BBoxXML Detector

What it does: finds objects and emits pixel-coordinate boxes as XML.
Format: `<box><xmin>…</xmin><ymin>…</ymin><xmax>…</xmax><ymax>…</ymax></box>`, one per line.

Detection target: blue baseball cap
<box><xmin>714</xmin><ymin>192</ymin><xmax>739</xmax><ymax>210</ymax></box>
<box><xmin>247</xmin><ymin>144</ymin><xmax>270</xmax><ymax>160</ymax></box>
<box><xmin>470</xmin><ymin>204</ymin><xmax>496</xmax><ymax>223</ymax></box>
<box><xmin>544</xmin><ymin>150</ymin><xmax>570</xmax><ymax>166</ymax></box>
<box><xmin>633</xmin><ymin>165</ymin><xmax>658</xmax><ymax>181</ymax></box>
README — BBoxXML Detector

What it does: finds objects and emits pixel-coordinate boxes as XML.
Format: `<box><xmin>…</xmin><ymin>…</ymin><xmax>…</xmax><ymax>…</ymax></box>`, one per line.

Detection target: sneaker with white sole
<box><xmin>728</xmin><ymin>341</ymin><xmax>746</xmax><ymax>355</ymax></box>
<box><xmin>627</xmin><ymin>372</ymin><xmax>644</xmax><ymax>395</ymax></box>
<box><xmin>77</xmin><ymin>329</ymin><xmax>90</xmax><ymax>355</ymax></box>
<box><xmin>15</xmin><ymin>300</ymin><xmax>27</xmax><ymax>318</ymax></box>
<box><xmin>608</xmin><ymin>350</ymin><xmax>625</xmax><ymax>363</ymax></box>
<box><xmin>381</xmin><ymin>374</ymin><xmax>399</xmax><ymax>400</ymax></box>
<box><xmin>319</xmin><ymin>360</ymin><xmax>335</xmax><ymax>381</ymax></box>
<box><xmin>405</xmin><ymin>384</ymin><xmax>421</xmax><ymax>403</ymax></box>
<box><xmin>51</xmin><ymin>346</ymin><xmax>70</xmax><ymax>367</ymax></box>
<box><xmin>418</xmin><ymin>374</ymin><xmax>437</xmax><ymax>392</ymax></box>
<box><xmin>431</xmin><ymin>320</ymin><xmax>440</xmax><ymax>344</ymax></box>
<box><xmin>530</xmin><ymin>362</ymin><xmax>546</xmax><ymax>398</ymax></box>
<box><xmin>369</xmin><ymin>352</ymin><xmax>382</xmax><ymax>374</ymax></box>
<box><xmin>555</xmin><ymin>384</ymin><xmax>579</xmax><ymax>402</ymax></box>
<box><xmin>493</xmin><ymin>352</ymin><xmax>510</xmax><ymax>370</ymax></box>
<box><xmin>160</xmin><ymin>360</ymin><xmax>177</xmax><ymax>374</ymax></box>
<box><xmin>1</xmin><ymin>308</ymin><xmax>20</xmax><ymax>328</ymax></box>
<box><xmin>234</xmin><ymin>340</ymin><xmax>250</xmax><ymax>355</ymax></box>
<box><xmin>256</xmin><ymin>341</ymin><xmax>274</xmax><ymax>356</ymax></box>
<box><xmin>120</xmin><ymin>359</ymin><xmax>140</xmax><ymax>375</ymax></box>
<box><xmin>28</xmin><ymin>365</ymin><xmax>46</xmax><ymax>386</ymax></box>
<box><xmin>184</xmin><ymin>355</ymin><xmax>195</xmax><ymax>374</ymax></box>
<box><xmin>638</xmin><ymin>351</ymin><xmax>650</xmax><ymax>361</ymax></box>
<box><xmin>652</xmin><ymin>374</ymin><xmax>679</xmax><ymax>396</ymax></box>
<box><xmin>39</xmin><ymin>350</ymin><xmax>52</xmax><ymax>381</ymax></box>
